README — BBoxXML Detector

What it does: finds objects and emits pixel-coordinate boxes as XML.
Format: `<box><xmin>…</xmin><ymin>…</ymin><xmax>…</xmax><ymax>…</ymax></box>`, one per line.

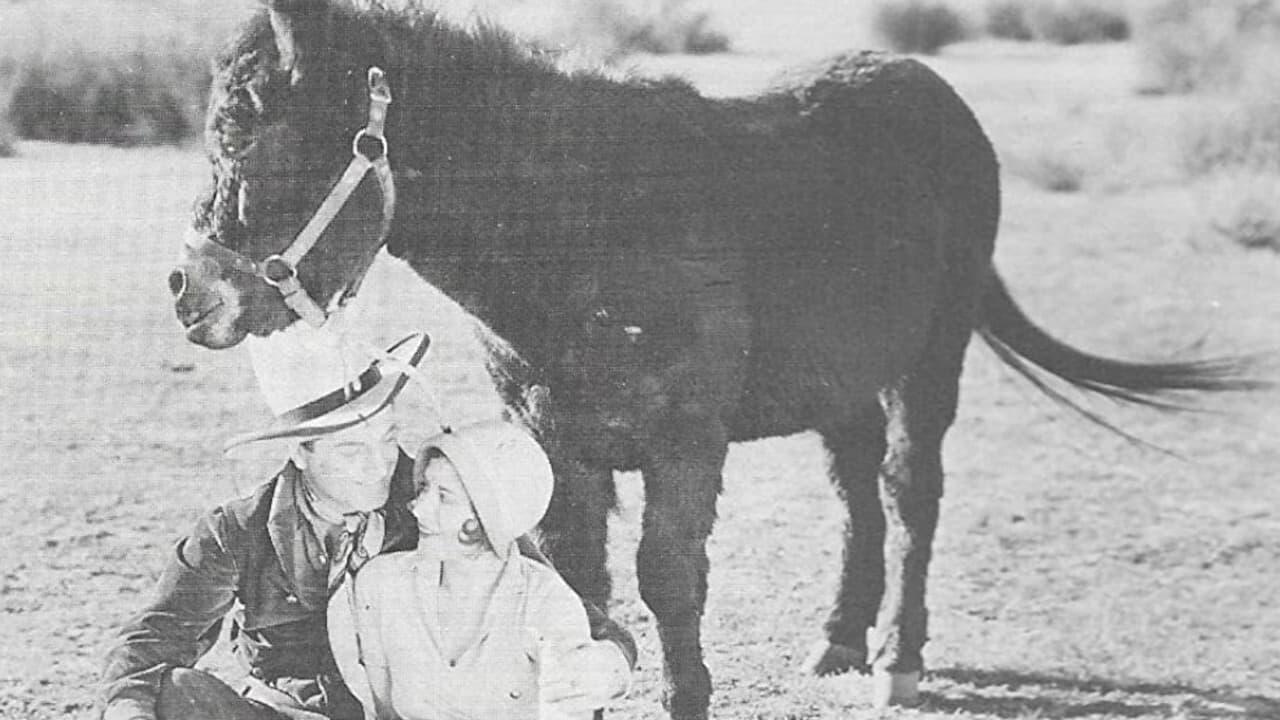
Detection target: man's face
<box><xmin>297</xmin><ymin>411</ymin><xmax>399</xmax><ymax>513</ymax></box>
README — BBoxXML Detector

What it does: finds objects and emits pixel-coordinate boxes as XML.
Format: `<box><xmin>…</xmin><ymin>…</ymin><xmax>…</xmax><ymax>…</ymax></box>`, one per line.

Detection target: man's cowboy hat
<box><xmin>224</xmin><ymin>332</ymin><xmax>430</xmax><ymax>451</ymax></box>
<box><xmin>414</xmin><ymin>419</ymin><xmax>554</xmax><ymax>556</ymax></box>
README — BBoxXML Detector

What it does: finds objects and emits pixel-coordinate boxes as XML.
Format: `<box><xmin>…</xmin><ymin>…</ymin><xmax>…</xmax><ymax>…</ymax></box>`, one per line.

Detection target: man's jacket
<box><xmin>100</xmin><ymin>453</ymin><xmax>636</xmax><ymax>720</ymax></box>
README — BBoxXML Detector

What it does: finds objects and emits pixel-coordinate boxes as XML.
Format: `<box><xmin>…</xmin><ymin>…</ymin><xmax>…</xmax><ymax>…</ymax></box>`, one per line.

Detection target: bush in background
<box><xmin>984</xmin><ymin>1</ymin><xmax>1129</xmax><ymax>45</ymax></box>
<box><xmin>1026</xmin><ymin>1</ymin><xmax>1130</xmax><ymax>44</ymax></box>
<box><xmin>1132</xmin><ymin>0</ymin><xmax>1280</xmax><ymax>94</ymax></box>
<box><xmin>1205</xmin><ymin>171</ymin><xmax>1280</xmax><ymax>251</ymax></box>
<box><xmin>561</xmin><ymin>0</ymin><xmax>731</xmax><ymax>55</ymax></box>
<box><xmin>1</xmin><ymin>0</ymin><xmax>734</xmax><ymax>146</ymax></box>
<box><xmin>1012</xmin><ymin>148</ymin><xmax>1087</xmax><ymax>192</ymax></box>
<box><xmin>0</xmin><ymin>120</ymin><xmax>15</xmax><ymax>157</ymax></box>
<box><xmin>874</xmin><ymin>0</ymin><xmax>969</xmax><ymax>54</ymax></box>
<box><xmin>0</xmin><ymin>82</ymin><xmax>15</xmax><ymax>157</ymax></box>
<box><xmin>9</xmin><ymin>52</ymin><xmax>201</xmax><ymax>145</ymax></box>
<box><xmin>985</xmin><ymin>1</ymin><xmax>1034</xmax><ymax>40</ymax></box>
<box><xmin>1177</xmin><ymin>97</ymin><xmax>1280</xmax><ymax>177</ymax></box>
<box><xmin>0</xmin><ymin>0</ymin><xmax>238</xmax><ymax>146</ymax></box>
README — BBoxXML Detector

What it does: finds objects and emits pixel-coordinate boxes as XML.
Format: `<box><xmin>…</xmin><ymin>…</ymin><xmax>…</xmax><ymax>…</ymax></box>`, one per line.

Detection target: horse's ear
<box><xmin>263</xmin><ymin>0</ymin><xmax>332</xmax><ymax>85</ymax></box>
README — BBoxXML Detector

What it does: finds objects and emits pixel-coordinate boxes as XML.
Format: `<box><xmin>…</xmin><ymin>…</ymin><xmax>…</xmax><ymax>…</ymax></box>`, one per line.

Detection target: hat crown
<box><xmin>248</xmin><ymin>323</ymin><xmax>379</xmax><ymax>416</ymax></box>
<box><xmin>419</xmin><ymin>420</ymin><xmax>554</xmax><ymax>552</ymax></box>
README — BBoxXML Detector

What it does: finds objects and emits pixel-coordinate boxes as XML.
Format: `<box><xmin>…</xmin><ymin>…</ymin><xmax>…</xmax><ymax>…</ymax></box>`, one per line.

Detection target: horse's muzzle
<box><xmin>169</xmin><ymin>265</ymin><xmax>224</xmax><ymax>332</ymax></box>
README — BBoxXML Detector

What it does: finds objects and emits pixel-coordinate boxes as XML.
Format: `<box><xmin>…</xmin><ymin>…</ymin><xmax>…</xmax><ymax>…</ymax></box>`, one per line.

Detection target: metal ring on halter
<box><xmin>261</xmin><ymin>254</ymin><xmax>297</xmax><ymax>288</ymax></box>
<box><xmin>351</xmin><ymin>128</ymin><xmax>388</xmax><ymax>161</ymax></box>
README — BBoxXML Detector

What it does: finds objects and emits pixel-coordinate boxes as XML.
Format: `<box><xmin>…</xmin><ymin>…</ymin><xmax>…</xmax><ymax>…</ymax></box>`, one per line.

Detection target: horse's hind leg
<box><xmin>637</xmin><ymin>420</ymin><xmax>727</xmax><ymax>720</ymax></box>
<box><xmin>807</xmin><ymin>403</ymin><xmax>888</xmax><ymax>676</ymax></box>
<box><xmin>870</xmin><ymin>329</ymin><xmax>968</xmax><ymax>706</ymax></box>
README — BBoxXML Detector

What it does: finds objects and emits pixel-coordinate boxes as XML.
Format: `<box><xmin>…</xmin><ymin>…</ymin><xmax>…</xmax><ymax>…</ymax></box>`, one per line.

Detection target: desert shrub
<box><xmin>0</xmin><ymin>120</ymin><xmax>15</xmax><ymax>157</ymax></box>
<box><xmin>0</xmin><ymin>0</ymin><xmax>239</xmax><ymax>146</ymax></box>
<box><xmin>1006</xmin><ymin>144</ymin><xmax>1088</xmax><ymax>192</ymax></box>
<box><xmin>985</xmin><ymin>1</ymin><xmax>1034</xmax><ymax>41</ymax></box>
<box><xmin>613</xmin><ymin>0</ymin><xmax>731</xmax><ymax>55</ymax></box>
<box><xmin>0</xmin><ymin>83</ymin><xmax>15</xmax><ymax>157</ymax></box>
<box><xmin>873</xmin><ymin>1</ymin><xmax>969</xmax><ymax>55</ymax></box>
<box><xmin>509</xmin><ymin>0</ymin><xmax>731</xmax><ymax>57</ymax></box>
<box><xmin>1177</xmin><ymin>97</ymin><xmax>1280</xmax><ymax>177</ymax></box>
<box><xmin>1132</xmin><ymin>0</ymin><xmax>1280</xmax><ymax>94</ymax></box>
<box><xmin>1205</xmin><ymin>171</ymin><xmax>1280</xmax><ymax>251</ymax></box>
<box><xmin>1027</xmin><ymin>1</ymin><xmax>1130</xmax><ymax>45</ymax></box>
<box><xmin>9</xmin><ymin>51</ymin><xmax>200</xmax><ymax>145</ymax></box>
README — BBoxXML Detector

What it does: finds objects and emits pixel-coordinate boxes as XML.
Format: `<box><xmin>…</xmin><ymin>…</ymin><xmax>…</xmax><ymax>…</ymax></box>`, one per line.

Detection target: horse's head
<box><xmin>170</xmin><ymin>0</ymin><xmax>394</xmax><ymax>348</ymax></box>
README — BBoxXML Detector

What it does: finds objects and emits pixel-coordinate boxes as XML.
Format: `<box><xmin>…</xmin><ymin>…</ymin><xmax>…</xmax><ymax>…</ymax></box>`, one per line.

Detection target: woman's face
<box><xmin>409</xmin><ymin>455</ymin><xmax>487</xmax><ymax>557</ymax></box>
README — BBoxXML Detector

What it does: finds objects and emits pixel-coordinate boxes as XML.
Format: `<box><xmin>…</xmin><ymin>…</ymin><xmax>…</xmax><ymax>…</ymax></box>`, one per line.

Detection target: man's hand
<box><xmin>538</xmin><ymin>639</ymin><xmax>632</xmax><ymax>714</ymax></box>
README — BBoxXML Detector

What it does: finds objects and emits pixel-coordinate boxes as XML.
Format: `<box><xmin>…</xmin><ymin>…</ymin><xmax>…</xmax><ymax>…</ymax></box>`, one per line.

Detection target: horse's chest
<box><xmin>551</xmin><ymin>261</ymin><xmax>751</xmax><ymax>456</ymax></box>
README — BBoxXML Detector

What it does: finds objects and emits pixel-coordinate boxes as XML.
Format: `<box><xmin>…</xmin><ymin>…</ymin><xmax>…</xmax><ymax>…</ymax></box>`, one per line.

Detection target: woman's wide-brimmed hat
<box><xmin>223</xmin><ymin>332</ymin><xmax>430</xmax><ymax>451</ymax></box>
<box><xmin>414</xmin><ymin>419</ymin><xmax>554</xmax><ymax>556</ymax></box>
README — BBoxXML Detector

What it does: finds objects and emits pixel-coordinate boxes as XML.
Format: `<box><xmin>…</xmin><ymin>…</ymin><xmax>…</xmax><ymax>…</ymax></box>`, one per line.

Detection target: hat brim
<box><xmin>223</xmin><ymin>333</ymin><xmax>430</xmax><ymax>452</ymax></box>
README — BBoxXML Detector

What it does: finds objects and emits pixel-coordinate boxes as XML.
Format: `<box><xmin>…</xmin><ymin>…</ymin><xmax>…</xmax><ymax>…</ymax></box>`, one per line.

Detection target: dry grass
<box><xmin>3</xmin><ymin>142</ymin><xmax>1278</xmax><ymax>720</ymax></box>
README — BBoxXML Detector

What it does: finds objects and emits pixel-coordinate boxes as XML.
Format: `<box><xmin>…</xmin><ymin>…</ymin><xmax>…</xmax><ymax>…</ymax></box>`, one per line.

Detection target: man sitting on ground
<box><xmin>100</xmin><ymin>333</ymin><xmax>635</xmax><ymax>720</ymax></box>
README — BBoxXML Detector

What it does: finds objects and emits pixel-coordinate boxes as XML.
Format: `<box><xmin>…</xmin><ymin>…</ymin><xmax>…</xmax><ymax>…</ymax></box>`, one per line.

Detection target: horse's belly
<box><xmin>733</xmin><ymin>224</ymin><xmax>945</xmax><ymax>437</ymax></box>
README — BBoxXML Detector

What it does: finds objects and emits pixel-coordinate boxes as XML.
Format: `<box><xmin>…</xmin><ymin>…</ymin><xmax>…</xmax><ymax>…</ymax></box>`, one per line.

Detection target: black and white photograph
<box><xmin>1</xmin><ymin>1</ymin><xmax>1277</xmax><ymax>718</ymax></box>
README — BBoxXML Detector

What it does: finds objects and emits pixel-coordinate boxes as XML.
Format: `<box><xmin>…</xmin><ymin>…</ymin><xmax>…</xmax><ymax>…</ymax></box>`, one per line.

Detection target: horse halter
<box><xmin>187</xmin><ymin>67</ymin><xmax>397</xmax><ymax>328</ymax></box>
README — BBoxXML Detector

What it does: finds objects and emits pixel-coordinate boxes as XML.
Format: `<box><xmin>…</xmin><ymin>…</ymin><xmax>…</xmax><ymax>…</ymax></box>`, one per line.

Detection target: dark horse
<box><xmin>168</xmin><ymin>2</ymin><xmax>1256</xmax><ymax>717</ymax></box>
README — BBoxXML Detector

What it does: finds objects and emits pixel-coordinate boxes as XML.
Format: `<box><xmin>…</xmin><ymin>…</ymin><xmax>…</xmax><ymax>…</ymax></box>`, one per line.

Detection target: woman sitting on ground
<box><xmin>328</xmin><ymin>419</ymin><xmax>631</xmax><ymax>720</ymax></box>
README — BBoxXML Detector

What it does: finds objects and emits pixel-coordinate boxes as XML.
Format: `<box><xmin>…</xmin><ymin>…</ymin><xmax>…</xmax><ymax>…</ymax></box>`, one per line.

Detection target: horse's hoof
<box><xmin>871</xmin><ymin>669</ymin><xmax>921</xmax><ymax>708</ymax></box>
<box><xmin>804</xmin><ymin>641</ymin><xmax>867</xmax><ymax>676</ymax></box>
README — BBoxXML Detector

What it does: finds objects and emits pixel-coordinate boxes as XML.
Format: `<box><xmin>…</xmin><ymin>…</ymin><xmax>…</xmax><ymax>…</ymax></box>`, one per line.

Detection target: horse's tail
<box><xmin>976</xmin><ymin>272</ymin><xmax>1267</xmax><ymax>438</ymax></box>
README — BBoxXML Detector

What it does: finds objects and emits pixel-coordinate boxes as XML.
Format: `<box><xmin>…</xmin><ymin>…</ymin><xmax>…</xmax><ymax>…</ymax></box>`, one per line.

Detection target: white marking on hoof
<box><xmin>871</xmin><ymin>669</ymin><xmax>920</xmax><ymax>708</ymax></box>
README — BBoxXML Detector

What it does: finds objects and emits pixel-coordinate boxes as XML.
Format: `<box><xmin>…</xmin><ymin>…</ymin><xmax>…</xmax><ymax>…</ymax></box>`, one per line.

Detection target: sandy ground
<box><xmin>2</xmin><ymin>10</ymin><xmax>1280</xmax><ymax>720</ymax></box>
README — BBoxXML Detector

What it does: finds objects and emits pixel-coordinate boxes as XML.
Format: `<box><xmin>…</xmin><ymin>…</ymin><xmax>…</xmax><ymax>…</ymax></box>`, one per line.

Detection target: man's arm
<box><xmin>515</xmin><ymin>535</ymin><xmax>638</xmax><ymax>671</ymax></box>
<box><xmin>100</xmin><ymin>508</ymin><xmax>241</xmax><ymax>720</ymax></box>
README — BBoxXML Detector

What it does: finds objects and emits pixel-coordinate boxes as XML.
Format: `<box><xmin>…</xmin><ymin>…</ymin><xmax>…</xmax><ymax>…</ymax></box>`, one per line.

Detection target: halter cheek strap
<box><xmin>188</xmin><ymin>66</ymin><xmax>397</xmax><ymax>328</ymax></box>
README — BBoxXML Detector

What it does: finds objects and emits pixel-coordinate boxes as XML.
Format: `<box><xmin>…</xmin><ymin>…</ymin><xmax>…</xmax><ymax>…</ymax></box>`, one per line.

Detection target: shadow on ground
<box><xmin>922</xmin><ymin>668</ymin><xmax>1280</xmax><ymax>719</ymax></box>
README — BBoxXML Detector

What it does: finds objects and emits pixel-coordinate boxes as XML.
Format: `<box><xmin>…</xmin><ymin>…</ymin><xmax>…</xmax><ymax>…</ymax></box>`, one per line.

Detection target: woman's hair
<box><xmin>413</xmin><ymin>446</ymin><xmax>447</xmax><ymax>495</ymax></box>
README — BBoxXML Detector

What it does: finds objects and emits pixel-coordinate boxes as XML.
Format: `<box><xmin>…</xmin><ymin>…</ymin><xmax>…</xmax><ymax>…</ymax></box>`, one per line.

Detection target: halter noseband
<box><xmin>188</xmin><ymin>66</ymin><xmax>397</xmax><ymax>328</ymax></box>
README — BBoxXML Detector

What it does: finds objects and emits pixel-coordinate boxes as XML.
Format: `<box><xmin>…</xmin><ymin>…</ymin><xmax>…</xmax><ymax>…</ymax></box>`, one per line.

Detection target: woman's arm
<box><xmin>528</xmin><ymin>566</ymin><xmax>633</xmax><ymax>714</ymax></box>
<box><xmin>515</xmin><ymin>535</ymin><xmax>638</xmax><ymax>671</ymax></box>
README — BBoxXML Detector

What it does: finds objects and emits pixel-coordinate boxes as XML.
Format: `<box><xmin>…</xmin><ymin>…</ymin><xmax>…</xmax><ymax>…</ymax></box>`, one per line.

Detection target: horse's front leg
<box><xmin>637</xmin><ymin>415</ymin><xmax>728</xmax><ymax>720</ymax></box>
<box><xmin>541</xmin><ymin>452</ymin><xmax>617</xmax><ymax>611</ymax></box>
